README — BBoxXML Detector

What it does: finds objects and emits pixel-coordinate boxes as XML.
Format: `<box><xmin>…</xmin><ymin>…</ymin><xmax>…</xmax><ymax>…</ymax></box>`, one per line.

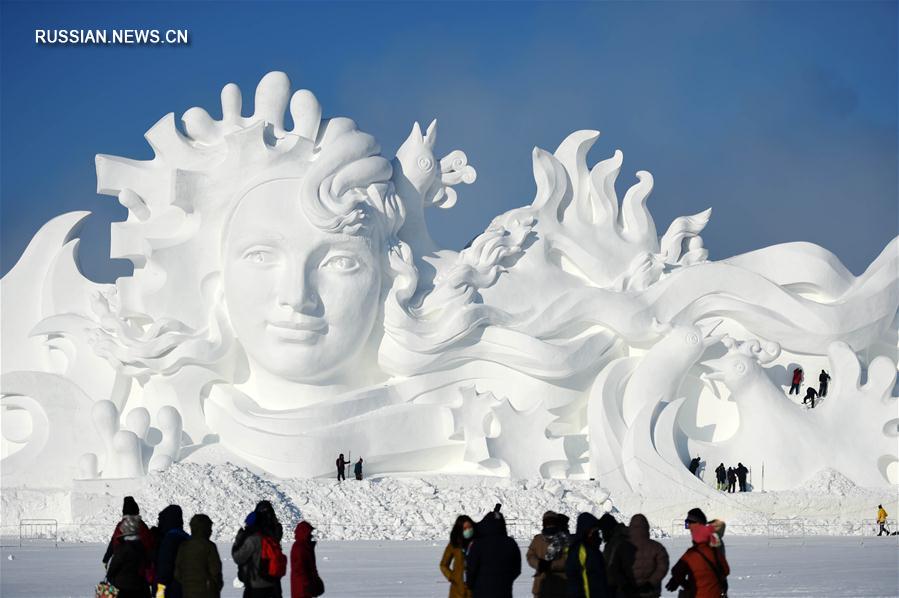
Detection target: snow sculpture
<box><xmin>2</xmin><ymin>72</ymin><xmax>897</xmax><ymax>494</ymax></box>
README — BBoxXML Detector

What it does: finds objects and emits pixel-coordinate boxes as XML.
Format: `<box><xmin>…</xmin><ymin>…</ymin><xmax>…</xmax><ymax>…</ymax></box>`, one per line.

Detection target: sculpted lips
<box><xmin>266</xmin><ymin>318</ymin><xmax>327</xmax><ymax>343</ymax></box>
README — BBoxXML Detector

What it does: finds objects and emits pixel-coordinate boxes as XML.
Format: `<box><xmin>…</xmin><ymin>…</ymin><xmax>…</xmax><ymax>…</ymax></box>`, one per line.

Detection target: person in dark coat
<box><xmin>802</xmin><ymin>386</ymin><xmax>818</xmax><ymax>408</ymax></box>
<box><xmin>154</xmin><ymin>504</ymin><xmax>190</xmax><ymax>598</ymax></box>
<box><xmin>465</xmin><ymin>510</ymin><xmax>521</xmax><ymax>598</ymax></box>
<box><xmin>354</xmin><ymin>458</ymin><xmax>363</xmax><ymax>481</ymax></box>
<box><xmin>103</xmin><ymin>497</ymin><xmax>155</xmax><ymax>579</ymax></box>
<box><xmin>615</xmin><ymin>514</ymin><xmax>668</xmax><ymax>598</ymax></box>
<box><xmin>107</xmin><ymin>514</ymin><xmax>152</xmax><ymax>598</ymax></box>
<box><xmin>336</xmin><ymin>454</ymin><xmax>349</xmax><ymax>481</ymax></box>
<box><xmin>688</xmin><ymin>457</ymin><xmax>701</xmax><ymax>477</ymax></box>
<box><xmin>290</xmin><ymin>521</ymin><xmax>324</xmax><ymax>598</ymax></box>
<box><xmin>735</xmin><ymin>463</ymin><xmax>749</xmax><ymax>492</ymax></box>
<box><xmin>818</xmin><ymin>369</ymin><xmax>831</xmax><ymax>397</ymax></box>
<box><xmin>232</xmin><ymin>501</ymin><xmax>285</xmax><ymax>598</ymax></box>
<box><xmin>789</xmin><ymin>367</ymin><xmax>803</xmax><ymax>394</ymax></box>
<box><xmin>666</xmin><ymin>509</ymin><xmax>729</xmax><ymax>598</ymax></box>
<box><xmin>714</xmin><ymin>463</ymin><xmax>727</xmax><ymax>491</ymax></box>
<box><xmin>726</xmin><ymin>467</ymin><xmax>736</xmax><ymax>493</ymax></box>
<box><xmin>565</xmin><ymin>513</ymin><xmax>611</xmax><ymax>598</ymax></box>
<box><xmin>597</xmin><ymin>513</ymin><xmax>629</xmax><ymax>595</ymax></box>
<box><xmin>174</xmin><ymin>514</ymin><xmax>223</xmax><ymax>598</ymax></box>
<box><xmin>526</xmin><ymin>511</ymin><xmax>569</xmax><ymax>598</ymax></box>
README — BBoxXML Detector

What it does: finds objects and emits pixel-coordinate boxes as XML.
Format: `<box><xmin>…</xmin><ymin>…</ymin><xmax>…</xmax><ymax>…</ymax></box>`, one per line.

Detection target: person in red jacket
<box><xmin>290</xmin><ymin>521</ymin><xmax>324</xmax><ymax>598</ymax></box>
<box><xmin>789</xmin><ymin>367</ymin><xmax>803</xmax><ymax>395</ymax></box>
<box><xmin>665</xmin><ymin>509</ymin><xmax>729</xmax><ymax>598</ymax></box>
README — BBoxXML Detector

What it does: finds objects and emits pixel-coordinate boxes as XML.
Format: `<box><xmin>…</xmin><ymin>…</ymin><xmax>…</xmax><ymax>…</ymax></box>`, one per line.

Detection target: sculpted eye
<box><xmin>733</xmin><ymin>362</ymin><xmax>747</xmax><ymax>374</ymax></box>
<box><xmin>321</xmin><ymin>255</ymin><xmax>359</xmax><ymax>272</ymax></box>
<box><xmin>242</xmin><ymin>249</ymin><xmax>273</xmax><ymax>264</ymax></box>
<box><xmin>685</xmin><ymin>333</ymin><xmax>699</xmax><ymax>345</ymax></box>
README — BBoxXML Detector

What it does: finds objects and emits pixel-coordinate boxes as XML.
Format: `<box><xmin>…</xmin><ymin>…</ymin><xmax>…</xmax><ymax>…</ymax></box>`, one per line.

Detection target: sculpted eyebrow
<box><xmin>230</xmin><ymin>232</ymin><xmax>287</xmax><ymax>245</ymax></box>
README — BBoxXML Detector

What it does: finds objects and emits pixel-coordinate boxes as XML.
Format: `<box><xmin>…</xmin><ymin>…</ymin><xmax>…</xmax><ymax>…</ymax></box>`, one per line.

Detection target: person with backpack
<box><xmin>354</xmin><ymin>458</ymin><xmax>363</xmax><ymax>481</ymax></box>
<box><xmin>232</xmin><ymin>501</ymin><xmax>287</xmax><ymax>597</ymax></box>
<box><xmin>876</xmin><ymin>505</ymin><xmax>889</xmax><ymax>536</ymax></box>
<box><xmin>789</xmin><ymin>367</ymin><xmax>803</xmax><ymax>395</ymax></box>
<box><xmin>154</xmin><ymin>504</ymin><xmax>190</xmax><ymax>598</ymax></box>
<box><xmin>565</xmin><ymin>512</ymin><xmax>611</xmax><ymax>598</ymax></box>
<box><xmin>818</xmin><ymin>369</ymin><xmax>831</xmax><ymax>397</ymax></box>
<box><xmin>466</xmin><ymin>507</ymin><xmax>521</xmax><ymax>598</ymax></box>
<box><xmin>526</xmin><ymin>511</ymin><xmax>569</xmax><ymax>598</ymax></box>
<box><xmin>290</xmin><ymin>521</ymin><xmax>324</xmax><ymax>598</ymax></box>
<box><xmin>714</xmin><ymin>464</ymin><xmax>727</xmax><ymax>491</ymax></box>
<box><xmin>665</xmin><ymin>509</ymin><xmax>729</xmax><ymax>598</ymax></box>
<box><xmin>106</xmin><ymin>515</ymin><xmax>152</xmax><ymax>598</ymax></box>
<box><xmin>335</xmin><ymin>454</ymin><xmax>349</xmax><ymax>482</ymax></box>
<box><xmin>726</xmin><ymin>467</ymin><xmax>736</xmax><ymax>493</ymax></box>
<box><xmin>174</xmin><ymin>514</ymin><xmax>223</xmax><ymax>598</ymax></box>
<box><xmin>615</xmin><ymin>514</ymin><xmax>669</xmax><ymax>598</ymax></box>
<box><xmin>440</xmin><ymin>514</ymin><xmax>475</xmax><ymax>598</ymax></box>
<box><xmin>103</xmin><ymin>497</ymin><xmax>155</xmax><ymax>584</ymax></box>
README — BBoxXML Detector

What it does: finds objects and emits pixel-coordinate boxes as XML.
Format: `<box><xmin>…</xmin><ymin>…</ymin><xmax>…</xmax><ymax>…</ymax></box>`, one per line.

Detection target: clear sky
<box><xmin>1</xmin><ymin>1</ymin><xmax>896</xmax><ymax>282</ymax></box>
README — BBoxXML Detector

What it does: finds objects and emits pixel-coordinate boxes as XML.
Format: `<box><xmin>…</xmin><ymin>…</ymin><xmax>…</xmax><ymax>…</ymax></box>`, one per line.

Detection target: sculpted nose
<box><xmin>276</xmin><ymin>263</ymin><xmax>317</xmax><ymax>312</ymax></box>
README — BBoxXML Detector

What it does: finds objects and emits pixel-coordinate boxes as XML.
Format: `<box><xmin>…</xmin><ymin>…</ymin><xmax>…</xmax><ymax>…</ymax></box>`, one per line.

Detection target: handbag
<box><xmin>694</xmin><ymin>548</ymin><xmax>729</xmax><ymax>598</ymax></box>
<box><xmin>310</xmin><ymin>575</ymin><xmax>325</xmax><ymax>597</ymax></box>
<box><xmin>95</xmin><ymin>580</ymin><xmax>119</xmax><ymax>598</ymax></box>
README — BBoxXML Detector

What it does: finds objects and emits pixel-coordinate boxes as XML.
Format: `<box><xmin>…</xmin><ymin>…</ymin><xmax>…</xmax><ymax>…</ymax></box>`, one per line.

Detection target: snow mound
<box><xmin>800</xmin><ymin>469</ymin><xmax>859</xmax><ymax>497</ymax></box>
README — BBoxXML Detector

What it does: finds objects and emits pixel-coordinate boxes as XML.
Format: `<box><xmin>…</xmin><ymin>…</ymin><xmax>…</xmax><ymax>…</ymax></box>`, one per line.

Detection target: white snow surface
<box><xmin>2</xmin><ymin>463</ymin><xmax>896</xmax><ymax>544</ymax></box>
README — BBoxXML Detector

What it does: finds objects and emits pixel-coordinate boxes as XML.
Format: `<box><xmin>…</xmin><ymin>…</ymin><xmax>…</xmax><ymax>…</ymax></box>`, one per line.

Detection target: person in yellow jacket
<box><xmin>876</xmin><ymin>505</ymin><xmax>889</xmax><ymax>536</ymax></box>
<box><xmin>441</xmin><ymin>515</ymin><xmax>475</xmax><ymax>598</ymax></box>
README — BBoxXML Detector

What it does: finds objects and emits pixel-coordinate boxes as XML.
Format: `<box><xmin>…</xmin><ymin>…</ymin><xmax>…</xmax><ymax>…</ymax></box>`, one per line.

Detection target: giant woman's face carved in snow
<box><xmin>223</xmin><ymin>179</ymin><xmax>382</xmax><ymax>384</ymax></box>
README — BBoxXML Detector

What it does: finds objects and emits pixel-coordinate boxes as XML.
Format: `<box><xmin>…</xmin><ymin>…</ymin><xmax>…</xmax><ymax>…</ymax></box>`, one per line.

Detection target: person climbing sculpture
<box><xmin>688</xmin><ymin>457</ymin><xmax>701</xmax><ymax>477</ymax></box>
<box><xmin>803</xmin><ymin>387</ymin><xmax>818</xmax><ymax>408</ymax></box>
<box><xmin>818</xmin><ymin>369</ymin><xmax>831</xmax><ymax>397</ymax></box>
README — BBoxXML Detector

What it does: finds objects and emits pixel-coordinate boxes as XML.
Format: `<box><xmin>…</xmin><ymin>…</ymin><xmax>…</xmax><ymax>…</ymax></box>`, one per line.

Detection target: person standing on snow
<box><xmin>232</xmin><ymin>501</ymin><xmax>286</xmax><ymax>598</ymax></box>
<box><xmin>665</xmin><ymin>509</ymin><xmax>729</xmax><ymax>598</ymax></box>
<box><xmin>153</xmin><ymin>504</ymin><xmax>190</xmax><ymax>598</ymax></box>
<box><xmin>616</xmin><ymin>514</ymin><xmax>669</xmax><ymax>598</ymax></box>
<box><xmin>714</xmin><ymin>463</ymin><xmax>727</xmax><ymax>491</ymax></box>
<box><xmin>802</xmin><ymin>386</ymin><xmax>818</xmax><ymax>408</ymax></box>
<box><xmin>735</xmin><ymin>463</ymin><xmax>749</xmax><ymax>492</ymax></box>
<box><xmin>354</xmin><ymin>457</ymin><xmax>364</xmax><ymax>481</ymax></box>
<box><xmin>335</xmin><ymin>454</ymin><xmax>349</xmax><ymax>482</ymax></box>
<box><xmin>174</xmin><ymin>513</ymin><xmax>223</xmax><ymax>598</ymax></box>
<box><xmin>440</xmin><ymin>514</ymin><xmax>475</xmax><ymax>598</ymax></box>
<box><xmin>876</xmin><ymin>505</ymin><xmax>889</xmax><ymax>536</ymax></box>
<box><xmin>726</xmin><ymin>467</ymin><xmax>737</xmax><ymax>493</ymax></box>
<box><xmin>818</xmin><ymin>369</ymin><xmax>831</xmax><ymax>397</ymax></box>
<box><xmin>106</xmin><ymin>514</ymin><xmax>153</xmax><ymax>598</ymax></box>
<box><xmin>526</xmin><ymin>511</ymin><xmax>569</xmax><ymax>598</ymax></box>
<box><xmin>290</xmin><ymin>521</ymin><xmax>324</xmax><ymax>598</ymax></box>
<box><xmin>103</xmin><ymin>497</ymin><xmax>155</xmax><ymax>582</ymax></box>
<box><xmin>688</xmin><ymin>457</ymin><xmax>701</xmax><ymax>477</ymax></box>
<box><xmin>597</xmin><ymin>513</ymin><xmax>629</xmax><ymax>596</ymax></box>
<box><xmin>565</xmin><ymin>513</ymin><xmax>611</xmax><ymax>598</ymax></box>
<box><xmin>789</xmin><ymin>367</ymin><xmax>803</xmax><ymax>395</ymax></box>
<box><xmin>466</xmin><ymin>508</ymin><xmax>520</xmax><ymax>598</ymax></box>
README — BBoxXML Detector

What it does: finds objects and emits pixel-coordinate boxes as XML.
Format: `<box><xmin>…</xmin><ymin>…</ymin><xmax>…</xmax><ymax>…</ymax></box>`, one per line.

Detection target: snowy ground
<box><xmin>1</xmin><ymin>536</ymin><xmax>897</xmax><ymax>598</ymax></box>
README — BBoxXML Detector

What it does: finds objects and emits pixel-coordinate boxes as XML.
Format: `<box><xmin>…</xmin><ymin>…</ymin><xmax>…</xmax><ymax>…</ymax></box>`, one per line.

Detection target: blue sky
<box><xmin>1</xmin><ymin>1</ymin><xmax>896</xmax><ymax>281</ymax></box>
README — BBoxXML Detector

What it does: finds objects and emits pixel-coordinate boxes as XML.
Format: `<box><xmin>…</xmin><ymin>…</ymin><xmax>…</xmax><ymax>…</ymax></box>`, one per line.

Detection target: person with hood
<box><xmin>106</xmin><ymin>514</ymin><xmax>152</xmax><ymax>598</ymax></box>
<box><xmin>465</xmin><ymin>509</ymin><xmax>520</xmax><ymax>598</ymax></box>
<box><xmin>789</xmin><ymin>367</ymin><xmax>803</xmax><ymax>395</ymax></box>
<box><xmin>597</xmin><ymin>513</ymin><xmax>628</xmax><ymax>595</ymax></box>
<box><xmin>290</xmin><ymin>521</ymin><xmax>324</xmax><ymax>598</ymax></box>
<box><xmin>688</xmin><ymin>457</ymin><xmax>701</xmax><ymax>477</ymax></box>
<box><xmin>735</xmin><ymin>463</ymin><xmax>749</xmax><ymax>492</ymax></box>
<box><xmin>818</xmin><ymin>369</ymin><xmax>831</xmax><ymax>397</ymax></box>
<box><xmin>714</xmin><ymin>464</ymin><xmax>727</xmax><ymax>491</ymax></box>
<box><xmin>103</xmin><ymin>497</ymin><xmax>155</xmax><ymax>579</ymax></box>
<box><xmin>726</xmin><ymin>467</ymin><xmax>736</xmax><ymax>494</ymax></box>
<box><xmin>440</xmin><ymin>514</ymin><xmax>474</xmax><ymax>598</ymax></box>
<box><xmin>232</xmin><ymin>501</ymin><xmax>286</xmax><ymax>597</ymax></box>
<box><xmin>565</xmin><ymin>513</ymin><xmax>611</xmax><ymax>598</ymax></box>
<box><xmin>354</xmin><ymin>458</ymin><xmax>363</xmax><ymax>481</ymax></box>
<box><xmin>174</xmin><ymin>514</ymin><xmax>223</xmax><ymax>598</ymax></box>
<box><xmin>335</xmin><ymin>454</ymin><xmax>349</xmax><ymax>482</ymax></box>
<box><xmin>876</xmin><ymin>505</ymin><xmax>889</xmax><ymax>536</ymax></box>
<box><xmin>154</xmin><ymin>504</ymin><xmax>190</xmax><ymax>598</ymax></box>
<box><xmin>526</xmin><ymin>511</ymin><xmax>570</xmax><ymax>598</ymax></box>
<box><xmin>615</xmin><ymin>514</ymin><xmax>668</xmax><ymax>598</ymax></box>
<box><xmin>665</xmin><ymin>509</ymin><xmax>729</xmax><ymax>598</ymax></box>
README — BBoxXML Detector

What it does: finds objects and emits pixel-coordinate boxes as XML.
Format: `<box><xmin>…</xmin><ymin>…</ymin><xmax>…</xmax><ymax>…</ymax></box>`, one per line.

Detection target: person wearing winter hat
<box><xmin>107</xmin><ymin>513</ymin><xmax>153</xmax><ymax>598</ymax></box>
<box><xmin>615</xmin><ymin>514</ymin><xmax>669</xmax><ymax>598</ymax></box>
<box><xmin>526</xmin><ymin>511</ymin><xmax>569</xmax><ymax>597</ymax></box>
<box><xmin>564</xmin><ymin>513</ymin><xmax>611</xmax><ymax>598</ymax></box>
<box><xmin>232</xmin><ymin>501</ymin><xmax>286</xmax><ymax>597</ymax></box>
<box><xmin>597</xmin><ymin>513</ymin><xmax>629</xmax><ymax>595</ymax></box>
<box><xmin>103</xmin><ymin>497</ymin><xmax>155</xmax><ymax>575</ymax></box>
<box><xmin>153</xmin><ymin>505</ymin><xmax>190</xmax><ymax>598</ymax></box>
<box><xmin>665</xmin><ymin>509</ymin><xmax>730</xmax><ymax>598</ymax></box>
<box><xmin>290</xmin><ymin>521</ymin><xmax>324</xmax><ymax>598</ymax></box>
<box><xmin>466</xmin><ymin>509</ymin><xmax>521</xmax><ymax>598</ymax></box>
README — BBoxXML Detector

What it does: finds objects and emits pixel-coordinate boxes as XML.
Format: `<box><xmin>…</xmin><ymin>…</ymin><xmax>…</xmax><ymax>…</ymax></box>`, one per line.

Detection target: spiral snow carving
<box><xmin>0</xmin><ymin>72</ymin><xmax>896</xmax><ymax>494</ymax></box>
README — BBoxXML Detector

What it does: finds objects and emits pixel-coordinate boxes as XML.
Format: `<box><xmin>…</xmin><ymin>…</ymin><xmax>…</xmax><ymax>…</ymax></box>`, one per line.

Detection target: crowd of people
<box><xmin>789</xmin><ymin>367</ymin><xmax>830</xmax><ymax>408</ymax></box>
<box><xmin>439</xmin><ymin>504</ymin><xmax>729</xmax><ymax>598</ymax></box>
<box><xmin>688</xmin><ymin>457</ymin><xmax>750</xmax><ymax>493</ymax></box>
